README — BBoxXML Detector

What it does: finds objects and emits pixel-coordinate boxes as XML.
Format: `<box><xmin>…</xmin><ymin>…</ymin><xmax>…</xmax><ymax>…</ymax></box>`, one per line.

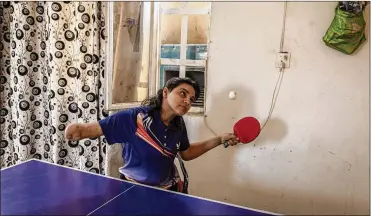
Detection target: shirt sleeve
<box><xmin>98</xmin><ymin>109</ymin><xmax>136</xmax><ymax>144</ymax></box>
<box><xmin>179</xmin><ymin>123</ymin><xmax>190</xmax><ymax>152</ymax></box>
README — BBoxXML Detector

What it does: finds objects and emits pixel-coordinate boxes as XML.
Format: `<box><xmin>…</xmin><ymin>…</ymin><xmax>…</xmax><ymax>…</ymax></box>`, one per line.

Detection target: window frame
<box><xmin>105</xmin><ymin>2</ymin><xmax>158</xmax><ymax>111</ymax></box>
<box><xmin>104</xmin><ymin>2</ymin><xmax>211</xmax><ymax>114</ymax></box>
<box><xmin>158</xmin><ymin>3</ymin><xmax>211</xmax><ymax>114</ymax></box>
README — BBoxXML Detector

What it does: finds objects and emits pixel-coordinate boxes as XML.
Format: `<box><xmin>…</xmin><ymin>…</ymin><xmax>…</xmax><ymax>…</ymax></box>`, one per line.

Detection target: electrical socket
<box><xmin>275</xmin><ymin>52</ymin><xmax>290</xmax><ymax>69</ymax></box>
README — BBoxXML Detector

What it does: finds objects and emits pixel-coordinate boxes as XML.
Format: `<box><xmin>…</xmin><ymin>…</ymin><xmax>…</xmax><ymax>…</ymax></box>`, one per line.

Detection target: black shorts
<box><xmin>119</xmin><ymin>173</ymin><xmax>181</xmax><ymax>193</ymax></box>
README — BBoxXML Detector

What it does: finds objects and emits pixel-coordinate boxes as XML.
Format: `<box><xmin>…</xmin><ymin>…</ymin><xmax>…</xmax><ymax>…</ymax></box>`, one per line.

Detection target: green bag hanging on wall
<box><xmin>323</xmin><ymin>2</ymin><xmax>367</xmax><ymax>55</ymax></box>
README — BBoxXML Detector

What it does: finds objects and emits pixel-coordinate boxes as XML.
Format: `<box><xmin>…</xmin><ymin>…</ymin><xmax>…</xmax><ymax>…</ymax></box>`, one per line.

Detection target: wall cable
<box><xmin>204</xmin><ymin>2</ymin><xmax>288</xmax><ymax>136</ymax></box>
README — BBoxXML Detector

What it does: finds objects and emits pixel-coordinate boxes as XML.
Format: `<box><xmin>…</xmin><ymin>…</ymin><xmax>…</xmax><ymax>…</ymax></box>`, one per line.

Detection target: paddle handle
<box><xmin>223</xmin><ymin>141</ymin><xmax>230</xmax><ymax>148</ymax></box>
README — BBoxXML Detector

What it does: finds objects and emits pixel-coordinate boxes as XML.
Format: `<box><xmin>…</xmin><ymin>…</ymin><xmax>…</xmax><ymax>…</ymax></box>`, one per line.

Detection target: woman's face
<box><xmin>164</xmin><ymin>83</ymin><xmax>196</xmax><ymax>116</ymax></box>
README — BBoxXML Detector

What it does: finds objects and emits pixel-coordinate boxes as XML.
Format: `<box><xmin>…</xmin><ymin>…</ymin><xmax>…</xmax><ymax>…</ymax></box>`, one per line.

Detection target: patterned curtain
<box><xmin>0</xmin><ymin>1</ymin><xmax>109</xmax><ymax>174</ymax></box>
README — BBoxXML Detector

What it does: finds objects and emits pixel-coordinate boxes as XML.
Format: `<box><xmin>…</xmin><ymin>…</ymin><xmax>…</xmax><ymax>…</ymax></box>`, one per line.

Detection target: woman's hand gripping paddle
<box><xmin>223</xmin><ymin>117</ymin><xmax>261</xmax><ymax>148</ymax></box>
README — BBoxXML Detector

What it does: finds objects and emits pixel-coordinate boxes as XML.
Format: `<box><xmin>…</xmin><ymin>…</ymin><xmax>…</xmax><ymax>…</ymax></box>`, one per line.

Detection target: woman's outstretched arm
<box><xmin>65</xmin><ymin>122</ymin><xmax>103</xmax><ymax>141</ymax></box>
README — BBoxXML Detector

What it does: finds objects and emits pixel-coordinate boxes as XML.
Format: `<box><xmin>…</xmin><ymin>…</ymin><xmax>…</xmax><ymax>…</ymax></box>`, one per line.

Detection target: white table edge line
<box><xmin>0</xmin><ymin>158</ymin><xmax>34</xmax><ymax>171</ymax></box>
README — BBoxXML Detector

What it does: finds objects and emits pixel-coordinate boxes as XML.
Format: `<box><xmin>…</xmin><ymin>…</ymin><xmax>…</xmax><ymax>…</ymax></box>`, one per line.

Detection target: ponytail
<box><xmin>141</xmin><ymin>88</ymin><xmax>164</xmax><ymax>112</ymax></box>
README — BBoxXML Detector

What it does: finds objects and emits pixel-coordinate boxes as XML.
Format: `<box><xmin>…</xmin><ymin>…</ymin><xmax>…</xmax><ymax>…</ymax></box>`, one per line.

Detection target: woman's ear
<box><xmin>163</xmin><ymin>87</ymin><xmax>168</xmax><ymax>98</ymax></box>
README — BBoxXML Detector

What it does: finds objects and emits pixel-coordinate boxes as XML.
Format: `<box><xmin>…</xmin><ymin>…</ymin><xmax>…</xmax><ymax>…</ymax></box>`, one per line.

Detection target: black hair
<box><xmin>141</xmin><ymin>77</ymin><xmax>200</xmax><ymax>112</ymax></box>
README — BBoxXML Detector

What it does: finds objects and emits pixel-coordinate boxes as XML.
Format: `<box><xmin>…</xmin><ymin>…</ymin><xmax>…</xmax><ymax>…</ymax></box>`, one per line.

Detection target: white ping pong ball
<box><xmin>229</xmin><ymin>91</ymin><xmax>236</xmax><ymax>100</ymax></box>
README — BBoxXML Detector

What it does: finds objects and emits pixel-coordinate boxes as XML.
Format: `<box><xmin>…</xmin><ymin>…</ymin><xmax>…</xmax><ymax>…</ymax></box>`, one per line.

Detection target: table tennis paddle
<box><xmin>223</xmin><ymin>116</ymin><xmax>261</xmax><ymax>148</ymax></box>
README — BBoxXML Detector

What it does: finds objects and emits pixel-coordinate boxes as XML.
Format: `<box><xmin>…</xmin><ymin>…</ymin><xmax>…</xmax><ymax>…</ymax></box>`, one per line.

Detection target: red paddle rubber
<box><xmin>223</xmin><ymin>117</ymin><xmax>261</xmax><ymax>148</ymax></box>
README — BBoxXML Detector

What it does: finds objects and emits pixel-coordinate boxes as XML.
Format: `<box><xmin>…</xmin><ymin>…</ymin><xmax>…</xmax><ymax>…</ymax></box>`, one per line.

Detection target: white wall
<box><xmin>183</xmin><ymin>2</ymin><xmax>369</xmax><ymax>215</ymax></box>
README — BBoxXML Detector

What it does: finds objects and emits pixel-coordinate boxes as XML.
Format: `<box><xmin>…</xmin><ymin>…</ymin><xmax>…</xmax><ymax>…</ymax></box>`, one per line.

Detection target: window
<box><xmin>105</xmin><ymin>2</ymin><xmax>157</xmax><ymax>110</ymax></box>
<box><xmin>157</xmin><ymin>2</ymin><xmax>211</xmax><ymax>114</ymax></box>
<box><xmin>105</xmin><ymin>2</ymin><xmax>211</xmax><ymax>114</ymax></box>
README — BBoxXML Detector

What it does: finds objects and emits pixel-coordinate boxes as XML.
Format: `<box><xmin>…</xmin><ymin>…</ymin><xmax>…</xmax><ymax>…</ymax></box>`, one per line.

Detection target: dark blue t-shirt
<box><xmin>98</xmin><ymin>106</ymin><xmax>190</xmax><ymax>187</ymax></box>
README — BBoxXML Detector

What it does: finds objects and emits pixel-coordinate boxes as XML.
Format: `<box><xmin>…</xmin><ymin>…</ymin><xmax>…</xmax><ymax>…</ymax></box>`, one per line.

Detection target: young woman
<box><xmin>65</xmin><ymin>77</ymin><xmax>239</xmax><ymax>192</ymax></box>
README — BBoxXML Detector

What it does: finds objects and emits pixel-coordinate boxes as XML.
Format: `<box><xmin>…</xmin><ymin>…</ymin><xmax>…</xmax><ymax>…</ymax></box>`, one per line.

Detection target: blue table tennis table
<box><xmin>1</xmin><ymin>159</ymin><xmax>278</xmax><ymax>215</ymax></box>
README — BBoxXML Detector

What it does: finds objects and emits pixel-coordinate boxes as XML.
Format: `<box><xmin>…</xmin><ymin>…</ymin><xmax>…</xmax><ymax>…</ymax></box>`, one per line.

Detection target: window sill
<box><xmin>186</xmin><ymin>106</ymin><xmax>204</xmax><ymax>115</ymax></box>
<box><xmin>105</xmin><ymin>103</ymin><xmax>204</xmax><ymax>115</ymax></box>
